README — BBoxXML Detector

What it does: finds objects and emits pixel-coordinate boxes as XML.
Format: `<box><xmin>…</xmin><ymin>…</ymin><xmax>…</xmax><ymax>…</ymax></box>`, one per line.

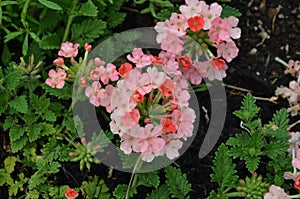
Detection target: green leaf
<box><xmin>31</xmin><ymin>94</ymin><xmax>50</xmax><ymax>114</ymax></box>
<box><xmin>82</xmin><ymin>176</ymin><xmax>111</xmax><ymax>199</ymax></box>
<box><xmin>265</xmin><ymin>109</ymin><xmax>289</xmax><ymax>139</ymax></box>
<box><xmin>9</xmin><ymin>95</ymin><xmax>28</xmax><ymax>114</ymax></box>
<box><xmin>42</xmin><ymin>110</ymin><xmax>57</xmax><ymax>122</ymax></box>
<box><xmin>39</xmin><ymin>10</ymin><xmax>63</xmax><ymax>32</ymax></box>
<box><xmin>39</xmin><ymin>33</ymin><xmax>61</xmax><ymax>49</ymax></box>
<box><xmin>38</xmin><ymin>0</ymin><xmax>62</xmax><ymax>10</ymax></box>
<box><xmin>78</xmin><ymin>0</ymin><xmax>98</xmax><ymax>16</ymax></box>
<box><xmin>156</xmin><ymin>6</ymin><xmax>180</xmax><ymax>21</ymax></box>
<box><xmin>137</xmin><ymin>171</ymin><xmax>160</xmax><ymax>188</ymax></box>
<box><xmin>113</xmin><ymin>184</ymin><xmax>137</xmax><ymax>199</ymax></box>
<box><xmin>9</xmin><ymin>126</ymin><xmax>25</xmax><ymax>141</ymax></box>
<box><xmin>27</xmin><ymin>124</ymin><xmax>43</xmax><ymax>142</ymax></box>
<box><xmin>42</xmin><ymin>83</ymin><xmax>71</xmax><ymax>100</ymax></box>
<box><xmin>5</xmin><ymin>68</ymin><xmax>22</xmax><ymax>91</ymax></box>
<box><xmin>41</xmin><ymin>123</ymin><xmax>56</xmax><ymax>136</ymax></box>
<box><xmin>146</xmin><ymin>185</ymin><xmax>169</xmax><ymax>199</ymax></box>
<box><xmin>244</xmin><ymin>156</ymin><xmax>260</xmax><ymax>173</ymax></box>
<box><xmin>4</xmin><ymin>31</ymin><xmax>23</xmax><ymax>43</ymax></box>
<box><xmin>0</xmin><ymin>169</ymin><xmax>13</xmax><ymax>186</ymax></box>
<box><xmin>210</xmin><ymin>144</ymin><xmax>238</xmax><ymax>190</ymax></box>
<box><xmin>264</xmin><ymin>141</ymin><xmax>289</xmax><ymax>160</ymax></box>
<box><xmin>11</xmin><ymin>136</ymin><xmax>28</xmax><ymax>152</ymax></box>
<box><xmin>107</xmin><ymin>12</ymin><xmax>126</xmax><ymax>28</ymax></box>
<box><xmin>0</xmin><ymin>1</ymin><xmax>18</xmax><ymax>6</ymax></box>
<box><xmin>2</xmin><ymin>43</ymin><xmax>12</xmax><ymax>66</ymax></box>
<box><xmin>29</xmin><ymin>32</ymin><xmax>41</xmax><ymax>43</ymax></box>
<box><xmin>22</xmin><ymin>33</ymin><xmax>28</xmax><ymax>56</ymax></box>
<box><xmin>4</xmin><ymin>156</ymin><xmax>18</xmax><ymax>174</ymax></box>
<box><xmin>43</xmin><ymin>137</ymin><xmax>61</xmax><ymax>161</ymax></box>
<box><xmin>221</xmin><ymin>4</ymin><xmax>242</xmax><ymax>18</ymax></box>
<box><xmin>25</xmin><ymin>189</ymin><xmax>40</xmax><ymax>199</ymax></box>
<box><xmin>3</xmin><ymin>116</ymin><xmax>18</xmax><ymax>131</ymax></box>
<box><xmin>165</xmin><ymin>166</ymin><xmax>191</xmax><ymax>199</ymax></box>
<box><xmin>233</xmin><ymin>93</ymin><xmax>260</xmax><ymax>122</ymax></box>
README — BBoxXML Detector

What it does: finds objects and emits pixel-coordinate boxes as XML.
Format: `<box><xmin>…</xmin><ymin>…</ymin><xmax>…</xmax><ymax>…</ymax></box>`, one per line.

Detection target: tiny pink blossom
<box><xmin>168</xmin><ymin>13</ymin><xmax>189</xmax><ymax>36</ymax></box>
<box><xmin>217</xmin><ymin>41</ymin><xmax>239</xmax><ymax>62</ymax></box>
<box><xmin>58</xmin><ymin>42</ymin><xmax>80</xmax><ymax>58</ymax></box>
<box><xmin>100</xmin><ymin>63</ymin><xmax>119</xmax><ymax>84</ymax></box>
<box><xmin>208</xmin><ymin>17</ymin><xmax>231</xmax><ymax>44</ymax></box>
<box><xmin>84</xmin><ymin>43</ymin><xmax>92</xmax><ymax>51</ymax></box>
<box><xmin>53</xmin><ymin>57</ymin><xmax>64</xmax><ymax>66</ymax></box>
<box><xmin>228</xmin><ymin>16</ymin><xmax>241</xmax><ymax>39</ymax></box>
<box><xmin>264</xmin><ymin>185</ymin><xmax>290</xmax><ymax>199</ymax></box>
<box><xmin>120</xmin><ymin>125</ymin><xmax>144</xmax><ymax>154</ymax></box>
<box><xmin>127</xmin><ymin>48</ymin><xmax>152</xmax><ymax>68</ymax></box>
<box><xmin>206</xmin><ymin>58</ymin><xmax>228</xmax><ymax>81</ymax></box>
<box><xmin>85</xmin><ymin>81</ymin><xmax>107</xmax><ymax>107</ymax></box>
<box><xmin>201</xmin><ymin>2</ymin><xmax>222</xmax><ymax>30</ymax></box>
<box><xmin>147</xmin><ymin>67</ymin><xmax>167</xmax><ymax>89</ymax></box>
<box><xmin>125</xmin><ymin>69</ymin><xmax>152</xmax><ymax>95</ymax></box>
<box><xmin>179</xmin><ymin>0</ymin><xmax>205</xmax><ymax>18</ymax></box>
<box><xmin>161</xmin><ymin>33</ymin><xmax>184</xmax><ymax>55</ymax></box>
<box><xmin>46</xmin><ymin>68</ymin><xmax>67</xmax><ymax>89</ymax></box>
<box><xmin>183</xmin><ymin>61</ymin><xmax>207</xmax><ymax>85</ymax></box>
<box><xmin>139</xmin><ymin>124</ymin><xmax>165</xmax><ymax>154</ymax></box>
<box><xmin>121</xmin><ymin>109</ymin><xmax>140</xmax><ymax>129</ymax></box>
<box><xmin>99</xmin><ymin>85</ymin><xmax>115</xmax><ymax>113</ymax></box>
<box><xmin>90</xmin><ymin>68</ymin><xmax>101</xmax><ymax>81</ymax></box>
<box><xmin>80</xmin><ymin>76</ymin><xmax>87</xmax><ymax>87</ymax></box>
<box><xmin>285</xmin><ymin>60</ymin><xmax>300</xmax><ymax>77</ymax></box>
<box><xmin>94</xmin><ymin>57</ymin><xmax>105</xmax><ymax>67</ymax></box>
<box><xmin>154</xmin><ymin>20</ymin><xmax>172</xmax><ymax>43</ymax></box>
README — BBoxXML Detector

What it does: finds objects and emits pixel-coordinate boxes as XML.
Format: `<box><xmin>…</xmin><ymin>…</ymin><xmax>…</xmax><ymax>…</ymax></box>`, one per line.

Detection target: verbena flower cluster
<box><xmin>45</xmin><ymin>0</ymin><xmax>241</xmax><ymax>163</ymax></box>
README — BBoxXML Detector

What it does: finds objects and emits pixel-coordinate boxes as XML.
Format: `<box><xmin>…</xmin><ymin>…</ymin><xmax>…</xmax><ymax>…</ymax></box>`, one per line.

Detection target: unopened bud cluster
<box><xmin>236</xmin><ymin>174</ymin><xmax>269</xmax><ymax>199</ymax></box>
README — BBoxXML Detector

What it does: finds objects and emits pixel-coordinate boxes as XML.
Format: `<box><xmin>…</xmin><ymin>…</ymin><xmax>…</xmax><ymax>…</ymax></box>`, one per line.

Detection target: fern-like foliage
<box><xmin>81</xmin><ymin>176</ymin><xmax>111</xmax><ymax>199</ymax></box>
<box><xmin>233</xmin><ymin>93</ymin><xmax>260</xmax><ymax>123</ymax></box>
<box><xmin>165</xmin><ymin>166</ymin><xmax>191</xmax><ymax>199</ymax></box>
<box><xmin>210</xmin><ymin>144</ymin><xmax>238</xmax><ymax>190</ymax></box>
<box><xmin>221</xmin><ymin>4</ymin><xmax>242</xmax><ymax>18</ymax></box>
<box><xmin>146</xmin><ymin>185</ymin><xmax>170</xmax><ymax>199</ymax></box>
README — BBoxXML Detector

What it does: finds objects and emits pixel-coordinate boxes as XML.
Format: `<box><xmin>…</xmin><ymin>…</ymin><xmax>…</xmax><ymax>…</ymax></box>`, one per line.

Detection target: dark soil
<box><xmin>1</xmin><ymin>0</ymin><xmax>300</xmax><ymax>199</ymax></box>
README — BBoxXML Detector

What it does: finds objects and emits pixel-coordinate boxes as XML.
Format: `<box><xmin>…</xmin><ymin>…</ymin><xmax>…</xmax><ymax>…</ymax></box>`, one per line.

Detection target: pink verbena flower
<box><xmin>99</xmin><ymin>84</ymin><xmax>115</xmax><ymax>113</ymax></box>
<box><xmin>65</xmin><ymin>188</ymin><xmax>78</xmax><ymax>199</ymax></box>
<box><xmin>264</xmin><ymin>185</ymin><xmax>290</xmax><ymax>199</ymax></box>
<box><xmin>161</xmin><ymin>33</ymin><xmax>184</xmax><ymax>55</ymax></box>
<box><xmin>208</xmin><ymin>17</ymin><xmax>232</xmax><ymax>44</ymax></box>
<box><xmin>183</xmin><ymin>61</ymin><xmax>207</xmax><ymax>85</ymax></box>
<box><xmin>154</xmin><ymin>20</ymin><xmax>172</xmax><ymax>44</ymax></box>
<box><xmin>58</xmin><ymin>42</ymin><xmax>80</xmax><ymax>58</ymax></box>
<box><xmin>46</xmin><ymin>68</ymin><xmax>67</xmax><ymax>89</ymax></box>
<box><xmin>168</xmin><ymin>13</ymin><xmax>189</xmax><ymax>36</ymax></box>
<box><xmin>285</xmin><ymin>60</ymin><xmax>300</xmax><ymax>77</ymax></box>
<box><xmin>53</xmin><ymin>57</ymin><xmax>64</xmax><ymax>66</ymax></box>
<box><xmin>94</xmin><ymin>57</ymin><xmax>105</xmax><ymax>67</ymax></box>
<box><xmin>207</xmin><ymin>57</ymin><xmax>227</xmax><ymax>81</ymax></box>
<box><xmin>100</xmin><ymin>63</ymin><xmax>119</xmax><ymax>84</ymax></box>
<box><xmin>127</xmin><ymin>48</ymin><xmax>152</xmax><ymax>68</ymax></box>
<box><xmin>147</xmin><ymin>66</ymin><xmax>167</xmax><ymax>89</ymax></box>
<box><xmin>85</xmin><ymin>81</ymin><xmax>107</xmax><ymax>107</ymax></box>
<box><xmin>286</xmin><ymin>81</ymin><xmax>300</xmax><ymax>105</ymax></box>
<box><xmin>125</xmin><ymin>69</ymin><xmax>152</xmax><ymax>96</ymax></box>
<box><xmin>155</xmin><ymin>134</ymin><xmax>183</xmax><ymax>160</ymax></box>
<box><xmin>120</xmin><ymin>125</ymin><xmax>143</xmax><ymax>154</ymax></box>
<box><xmin>217</xmin><ymin>40</ymin><xmax>239</xmax><ymax>62</ymax></box>
<box><xmin>188</xmin><ymin>16</ymin><xmax>204</xmax><ymax>32</ymax></box>
<box><xmin>228</xmin><ymin>16</ymin><xmax>241</xmax><ymax>39</ymax></box>
<box><xmin>139</xmin><ymin>124</ymin><xmax>165</xmax><ymax>155</ymax></box>
<box><xmin>121</xmin><ymin>109</ymin><xmax>140</xmax><ymax>128</ymax></box>
<box><xmin>179</xmin><ymin>0</ymin><xmax>205</xmax><ymax>18</ymax></box>
<box><xmin>201</xmin><ymin>2</ymin><xmax>222</xmax><ymax>30</ymax></box>
<box><xmin>172</xmin><ymin>108</ymin><xmax>195</xmax><ymax>139</ymax></box>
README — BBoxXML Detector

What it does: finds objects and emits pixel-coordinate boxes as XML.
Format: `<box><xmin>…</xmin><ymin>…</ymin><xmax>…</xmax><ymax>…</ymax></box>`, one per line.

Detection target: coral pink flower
<box><xmin>99</xmin><ymin>63</ymin><xmax>119</xmax><ymax>84</ymax></box>
<box><xmin>201</xmin><ymin>2</ymin><xmax>222</xmax><ymax>30</ymax></box>
<box><xmin>188</xmin><ymin>16</ymin><xmax>204</xmax><ymax>32</ymax></box>
<box><xmin>264</xmin><ymin>185</ymin><xmax>290</xmax><ymax>199</ymax></box>
<box><xmin>178</xmin><ymin>54</ymin><xmax>192</xmax><ymax>70</ymax></box>
<box><xmin>160</xmin><ymin>118</ymin><xmax>177</xmax><ymax>134</ymax></box>
<box><xmin>85</xmin><ymin>81</ymin><xmax>107</xmax><ymax>107</ymax></box>
<box><xmin>208</xmin><ymin>17</ymin><xmax>231</xmax><ymax>44</ymax></box>
<box><xmin>168</xmin><ymin>13</ymin><xmax>189</xmax><ymax>36</ymax></box>
<box><xmin>121</xmin><ymin>109</ymin><xmax>140</xmax><ymax>128</ymax></box>
<box><xmin>90</xmin><ymin>68</ymin><xmax>101</xmax><ymax>81</ymax></box>
<box><xmin>53</xmin><ymin>57</ymin><xmax>64</xmax><ymax>66</ymax></box>
<box><xmin>65</xmin><ymin>188</ymin><xmax>78</xmax><ymax>199</ymax></box>
<box><xmin>118</xmin><ymin>62</ymin><xmax>133</xmax><ymax>79</ymax></box>
<box><xmin>159</xmin><ymin>79</ymin><xmax>175</xmax><ymax>97</ymax></box>
<box><xmin>99</xmin><ymin>84</ymin><xmax>115</xmax><ymax>113</ymax></box>
<box><xmin>295</xmin><ymin>174</ymin><xmax>300</xmax><ymax>190</ymax></box>
<box><xmin>217</xmin><ymin>41</ymin><xmax>239</xmax><ymax>62</ymax></box>
<box><xmin>179</xmin><ymin>0</ymin><xmax>205</xmax><ymax>18</ymax></box>
<box><xmin>84</xmin><ymin>43</ymin><xmax>92</xmax><ymax>51</ymax></box>
<box><xmin>58</xmin><ymin>42</ymin><xmax>80</xmax><ymax>58</ymax></box>
<box><xmin>150</xmin><ymin>55</ymin><xmax>163</xmax><ymax>66</ymax></box>
<box><xmin>139</xmin><ymin>124</ymin><xmax>165</xmax><ymax>155</ymax></box>
<box><xmin>127</xmin><ymin>48</ymin><xmax>152</xmax><ymax>68</ymax></box>
<box><xmin>183</xmin><ymin>61</ymin><xmax>207</xmax><ymax>85</ymax></box>
<box><xmin>94</xmin><ymin>57</ymin><xmax>105</xmax><ymax>67</ymax></box>
<box><xmin>161</xmin><ymin>33</ymin><xmax>184</xmax><ymax>55</ymax></box>
<box><xmin>207</xmin><ymin>58</ymin><xmax>227</xmax><ymax>81</ymax></box>
<box><xmin>46</xmin><ymin>68</ymin><xmax>67</xmax><ymax>89</ymax></box>
<box><xmin>131</xmin><ymin>91</ymin><xmax>144</xmax><ymax>103</ymax></box>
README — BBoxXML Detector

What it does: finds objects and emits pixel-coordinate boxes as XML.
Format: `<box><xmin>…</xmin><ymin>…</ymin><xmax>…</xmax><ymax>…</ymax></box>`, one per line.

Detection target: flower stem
<box><xmin>62</xmin><ymin>0</ymin><xmax>79</xmax><ymax>42</ymax></box>
<box><xmin>126</xmin><ymin>155</ymin><xmax>142</xmax><ymax>199</ymax></box>
<box><xmin>290</xmin><ymin>194</ymin><xmax>300</xmax><ymax>198</ymax></box>
<box><xmin>225</xmin><ymin>192</ymin><xmax>245</xmax><ymax>197</ymax></box>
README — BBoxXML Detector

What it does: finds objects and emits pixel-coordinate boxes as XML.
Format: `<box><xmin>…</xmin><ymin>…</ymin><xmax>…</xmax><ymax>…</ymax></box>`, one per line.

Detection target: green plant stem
<box><xmin>63</xmin><ymin>0</ymin><xmax>79</xmax><ymax>42</ymax></box>
<box><xmin>225</xmin><ymin>192</ymin><xmax>245</xmax><ymax>197</ymax></box>
<box><xmin>291</xmin><ymin>194</ymin><xmax>300</xmax><ymax>198</ymax></box>
<box><xmin>126</xmin><ymin>155</ymin><xmax>142</xmax><ymax>199</ymax></box>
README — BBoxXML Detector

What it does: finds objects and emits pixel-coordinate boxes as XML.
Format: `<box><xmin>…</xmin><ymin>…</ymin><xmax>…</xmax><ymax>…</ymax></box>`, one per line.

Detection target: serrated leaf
<box><xmin>3</xmin><ymin>116</ymin><xmax>17</xmax><ymax>131</ymax></box>
<box><xmin>41</xmin><ymin>123</ymin><xmax>56</xmax><ymax>136</ymax></box>
<box><xmin>165</xmin><ymin>166</ymin><xmax>191</xmax><ymax>199</ymax></box>
<box><xmin>78</xmin><ymin>0</ymin><xmax>98</xmax><ymax>16</ymax></box>
<box><xmin>42</xmin><ymin>83</ymin><xmax>71</xmax><ymax>100</ymax></box>
<box><xmin>43</xmin><ymin>137</ymin><xmax>61</xmax><ymax>161</ymax></box>
<box><xmin>244</xmin><ymin>156</ymin><xmax>260</xmax><ymax>173</ymax></box>
<box><xmin>211</xmin><ymin>144</ymin><xmax>238</xmax><ymax>189</ymax></box>
<box><xmin>221</xmin><ymin>4</ymin><xmax>242</xmax><ymax>18</ymax></box>
<box><xmin>38</xmin><ymin>0</ymin><xmax>62</xmax><ymax>10</ymax></box>
<box><xmin>9</xmin><ymin>126</ymin><xmax>25</xmax><ymax>141</ymax></box>
<box><xmin>39</xmin><ymin>33</ymin><xmax>61</xmax><ymax>49</ymax></box>
<box><xmin>233</xmin><ymin>93</ymin><xmax>260</xmax><ymax>122</ymax></box>
<box><xmin>9</xmin><ymin>95</ymin><xmax>28</xmax><ymax>113</ymax></box>
<box><xmin>4</xmin><ymin>31</ymin><xmax>23</xmax><ymax>43</ymax></box>
<box><xmin>5</xmin><ymin>69</ymin><xmax>22</xmax><ymax>91</ymax></box>
<box><xmin>113</xmin><ymin>184</ymin><xmax>137</xmax><ymax>199</ymax></box>
<box><xmin>265</xmin><ymin>109</ymin><xmax>289</xmax><ymax>139</ymax></box>
<box><xmin>4</xmin><ymin>156</ymin><xmax>17</xmax><ymax>174</ymax></box>
<box><xmin>39</xmin><ymin>10</ymin><xmax>63</xmax><ymax>32</ymax></box>
<box><xmin>25</xmin><ymin>189</ymin><xmax>40</xmax><ymax>199</ymax></box>
<box><xmin>42</xmin><ymin>110</ymin><xmax>57</xmax><ymax>122</ymax></box>
<box><xmin>137</xmin><ymin>171</ymin><xmax>160</xmax><ymax>188</ymax></box>
<box><xmin>156</xmin><ymin>6</ymin><xmax>180</xmax><ymax>21</ymax></box>
<box><xmin>27</xmin><ymin>124</ymin><xmax>43</xmax><ymax>142</ymax></box>
<box><xmin>72</xmin><ymin>19</ymin><xmax>106</xmax><ymax>45</ymax></box>
<box><xmin>0</xmin><ymin>169</ymin><xmax>13</xmax><ymax>186</ymax></box>
<box><xmin>31</xmin><ymin>94</ymin><xmax>50</xmax><ymax>114</ymax></box>
<box><xmin>264</xmin><ymin>141</ymin><xmax>289</xmax><ymax>160</ymax></box>
<box><xmin>107</xmin><ymin>12</ymin><xmax>126</xmax><ymax>28</ymax></box>
<box><xmin>11</xmin><ymin>136</ymin><xmax>28</xmax><ymax>152</ymax></box>
<box><xmin>146</xmin><ymin>185</ymin><xmax>169</xmax><ymax>199</ymax></box>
